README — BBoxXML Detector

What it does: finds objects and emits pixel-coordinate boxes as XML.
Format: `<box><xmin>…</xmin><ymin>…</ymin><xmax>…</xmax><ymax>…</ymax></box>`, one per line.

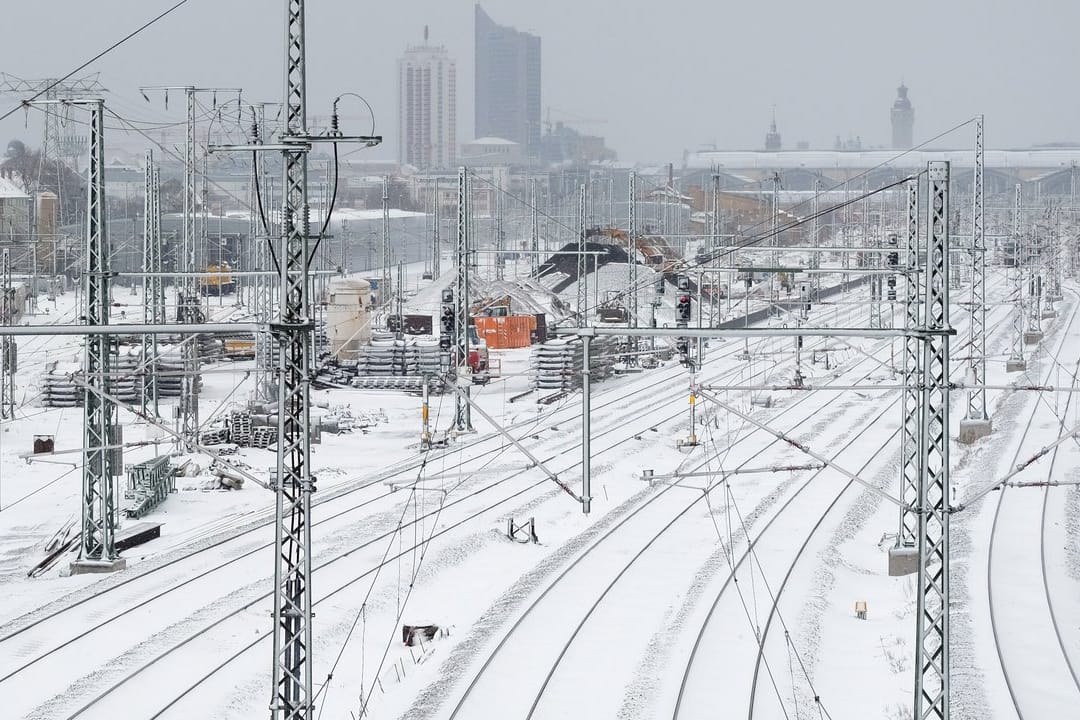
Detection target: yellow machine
<box><xmin>200</xmin><ymin>263</ymin><xmax>236</xmax><ymax>296</ymax></box>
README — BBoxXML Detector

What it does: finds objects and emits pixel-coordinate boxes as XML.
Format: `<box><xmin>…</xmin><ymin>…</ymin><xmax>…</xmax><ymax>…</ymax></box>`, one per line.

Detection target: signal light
<box><xmin>676</xmin><ymin>295</ymin><xmax>691</xmax><ymax>324</ymax></box>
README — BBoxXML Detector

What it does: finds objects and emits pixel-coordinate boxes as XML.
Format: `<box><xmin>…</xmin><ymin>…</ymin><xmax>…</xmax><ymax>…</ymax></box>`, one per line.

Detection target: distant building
<box><xmin>398</xmin><ymin>27</ymin><xmax>457</xmax><ymax>169</ymax></box>
<box><xmin>460</xmin><ymin>137</ymin><xmax>524</xmax><ymax>166</ymax></box>
<box><xmin>891</xmin><ymin>83</ymin><xmax>914</xmax><ymax>149</ymax></box>
<box><xmin>474</xmin><ymin>5</ymin><xmax>541</xmax><ymax>160</ymax></box>
<box><xmin>0</xmin><ymin>176</ymin><xmax>31</xmax><ymax>242</ymax></box>
<box><xmin>539</xmin><ymin>122</ymin><xmax>616</xmax><ymax>166</ymax></box>
<box><xmin>764</xmin><ymin>112</ymin><xmax>782</xmax><ymax>151</ymax></box>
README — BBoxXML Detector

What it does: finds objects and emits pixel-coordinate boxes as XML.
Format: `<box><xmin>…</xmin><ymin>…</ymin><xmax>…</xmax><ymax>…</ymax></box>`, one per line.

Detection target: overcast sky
<box><xmin>3</xmin><ymin>0</ymin><xmax>1079</xmax><ymax>163</ymax></box>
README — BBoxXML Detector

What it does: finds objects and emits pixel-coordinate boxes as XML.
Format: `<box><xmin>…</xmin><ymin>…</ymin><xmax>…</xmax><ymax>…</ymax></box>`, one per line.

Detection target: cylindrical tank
<box><xmin>326</xmin><ymin>278</ymin><xmax>372</xmax><ymax>360</ymax></box>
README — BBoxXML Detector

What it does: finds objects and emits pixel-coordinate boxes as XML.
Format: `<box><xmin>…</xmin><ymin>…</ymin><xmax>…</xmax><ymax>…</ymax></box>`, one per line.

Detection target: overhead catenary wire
<box><xmin>0</xmin><ymin>0</ymin><xmax>193</xmax><ymax>125</ymax></box>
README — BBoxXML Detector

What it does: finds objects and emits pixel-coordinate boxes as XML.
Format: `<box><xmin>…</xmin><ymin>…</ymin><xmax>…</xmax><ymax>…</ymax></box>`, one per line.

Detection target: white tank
<box><xmin>326</xmin><ymin>278</ymin><xmax>372</xmax><ymax>360</ymax></box>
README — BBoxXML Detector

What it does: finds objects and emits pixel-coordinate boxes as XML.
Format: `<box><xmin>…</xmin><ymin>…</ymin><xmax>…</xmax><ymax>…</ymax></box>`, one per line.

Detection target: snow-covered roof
<box><xmin>466</xmin><ymin>137</ymin><xmax>519</xmax><ymax>146</ymax></box>
<box><xmin>686</xmin><ymin>149</ymin><xmax>1080</xmax><ymax>170</ymax></box>
<box><xmin>0</xmin><ymin>176</ymin><xmax>30</xmax><ymax>200</ymax></box>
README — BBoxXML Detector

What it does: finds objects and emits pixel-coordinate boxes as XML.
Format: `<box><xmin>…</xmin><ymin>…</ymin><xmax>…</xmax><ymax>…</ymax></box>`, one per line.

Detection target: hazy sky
<box><xmin>3</xmin><ymin>0</ymin><xmax>1079</xmax><ymax>163</ymax></box>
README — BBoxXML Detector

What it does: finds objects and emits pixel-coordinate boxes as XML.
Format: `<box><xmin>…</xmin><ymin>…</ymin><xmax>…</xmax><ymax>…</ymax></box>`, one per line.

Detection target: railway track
<box><xmin>429</xmin><ymin>327</ymin><xmax>913</xmax><ymax>719</ymax></box>
<box><xmin>986</xmin><ymin>288</ymin><xmax>1080</xmax><ymax>718</ymax></box>
<box><xmin>671</xmin><ymin>278</ymin><xmax>1018</xmax><ymax>719</ymax></box>
<box><xmin>9</xmin><ymin>300</ymin><xmax>864</xmax><ymax>719</ymax></box>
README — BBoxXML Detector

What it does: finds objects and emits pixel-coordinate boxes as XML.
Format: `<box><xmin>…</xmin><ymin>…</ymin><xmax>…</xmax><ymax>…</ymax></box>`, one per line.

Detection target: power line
<box><xmin>0</xmin><ymin>0</ymin><xmax>194</xmax><ymax>124</ymax></box>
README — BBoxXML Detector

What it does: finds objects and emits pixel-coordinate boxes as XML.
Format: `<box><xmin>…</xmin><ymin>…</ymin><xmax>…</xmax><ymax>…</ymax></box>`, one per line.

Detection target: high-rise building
<box><xmin>398</xmin><ymin>27</ymin><xmax>457</xmax><ymax>169</ymax></box>
<box><xmin>474</xmin><ymin>4</ymin><xmax>541</xmax><ymax>160</ymax></box>
<box><xmin>891</xmin><ymin>83</ymin><xmax>914</xmax><ymax>149</ymax></box>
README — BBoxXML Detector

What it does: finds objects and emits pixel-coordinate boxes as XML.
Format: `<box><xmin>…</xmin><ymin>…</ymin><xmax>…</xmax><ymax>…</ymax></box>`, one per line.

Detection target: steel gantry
<box><xmin>454</xmin><ymin>167</ymin><xmax>473</xmax><ymax>433</ymax></box>
<box><xmin>530</xmin><ymin>177</ymin><xmax>540</xmax><ymax>278</ymax></box>
<box><xmin>74</xmin><ymin>99</ymin><xmax>123</xmax><ymax>572</ymax></box>
<box><xmin>577</xmin><ymin>183</ymin><xmax>588</xmax><ymax>325</ymax></box>
<box><xmin>141</xmin><ymin>151</ymin><xmax>164</xmax><ymax>417</ymax></box>
<box><xmin>915</xmin><ymin>160</ymin><xmax>953</xmax><ymax>720</ymax></box>
<box><xmin>381</xmin><ymin>175</ymin><xmax>391</xmax><ymax>306</ymax></box>
<box><xmin>628</xmin><ymin>171</ymin><xmax>638</xmax><ymax>328</ymax></box>
<box><xmin>270</xmin><ymin>1</ymin><xmax>314</xmax><ymax>714</ymax></box>
<box><xmin>0</xmin><ymin>248</ymin><xmax>14</xmax><ymax>420</ymax></box>
<box><xmin>893</xmin><ymin>180</ymin><xmax>922</xmax><ymax>562</ymax></box>
<box><xmin>251</xmin><ymin>102</ymin><xmax>277</xmax><ymax>402</ymax></box>
<box><xmin>1027</xmin><ymin>222</ymin><xmax>1044</xmax><ymax>342</ymax></box>
<box><xmin>181</xmin><ymin>88</ymin><xmax>201</xmax><ymax>448</ymax></box>
<box><xmin>960</xmin><ymin>115</ymin><xmax>991</xmax><ymax>442</ymax></box>
<box><xmin>432</xmin><ymin>177</ymin><xmax>441</xmax><ymax>279</ymax></box>
<box><xmin>494</xmin><ymin>176</ymin><xmax>504</xmax><ymax>281</ymax></box>
<box><xmin>1007</xmin><ymin>184</ymin><xmax>1026</xmax><ymax>371</ymax></box>
<box><xmin>140</xmin><ymin>85</ymin><xmax>240</xmax><ymax>446</ymax></box>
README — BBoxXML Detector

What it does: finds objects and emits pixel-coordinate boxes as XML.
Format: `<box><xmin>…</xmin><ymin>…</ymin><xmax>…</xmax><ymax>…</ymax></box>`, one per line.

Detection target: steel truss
<box><xmin>1008</xmin><ymin>184</ymin><xmax>1025</xmax><ymax>369</ymax></box>
<box><xmin>381</xmin><ymin>176</ymin><xmax>391</xmax><ymax>305</ymax></box>
<box><xmin>80</xmin><ymin>100</ymin><xmax>119</xmax><ymax>564</ymax></box>
<box><xmin>964</xmin><ymin>115</ymin><xmax>989</xmax><ymax>425</ymax></box>
<box><xmin>1028</xmin><ymin>223</ymin><xmax>1043</xmax><ymax>335</ymax></box>
<box><xmin>271</xmin><ymin>0</ymin><xmax>314</xmax><ymax>715</ymax></box>
<box><xmin>494</xmin><ymin>176</ymin><xmax>504</xmax><ymax>281</ymax></box>
<box><xmin>180</xmin><ymin>88</ymin><xmax>200</xmax><ymax>448</ymax></box>
<box><xmin>141</xmin><ymin>151</ymin><xmax>164</xmax><ymax>417</ymax></box>
<box><xmin>628</xmin><ymin>172</ymin><xmax>638</xmax><ymax>328</ymax></box>
<box><xmin>454</xmin><ymin>167</ymin><xmax>473</xmax><ymax>432</ymax></box>
<box><xmin>253</xmin><ymin>103</ymin><xmax>275</xmax><ymax>402</ymax></box>
<box><xmin>577</xmin><ymin>183</ymin><xmax>588</xmax><ymax>325</ymax></box>
<box><xmin>915</xmin><ymin>160</ymin><xmax>952</xmax><ymax>720</ymax></box>
<box><xmin>899</xmin><ymin>180</ymin><xmax>921</xmax><ymax>547</ymax></box>
<box><xmin>1</xmin><ymin>249</ymin><xmax>13</xmax><ymax>419</ymax></box>
<box><xmin>530</xmin><ymin>178</ymin><xmax>540</xmax><ymax>278</ymax></box>
<box><xmin>432</xmin><ymin>178</ymin><xmax>441</xmax><ymax>279</ymax></box>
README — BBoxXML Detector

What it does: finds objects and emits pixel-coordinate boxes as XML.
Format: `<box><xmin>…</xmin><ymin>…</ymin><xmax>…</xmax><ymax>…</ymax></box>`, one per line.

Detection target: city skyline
<box><xmin>2</xmin><ymin>1</ymin><xmax>1079</xmax><ymax>164</ymax></box>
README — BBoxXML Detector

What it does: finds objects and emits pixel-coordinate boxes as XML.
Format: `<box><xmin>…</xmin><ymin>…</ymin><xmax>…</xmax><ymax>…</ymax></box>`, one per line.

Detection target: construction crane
<box><xmin>544</xmin><ymin>106</ymin><xmax>607</xmax><ymax>134</ymax></box>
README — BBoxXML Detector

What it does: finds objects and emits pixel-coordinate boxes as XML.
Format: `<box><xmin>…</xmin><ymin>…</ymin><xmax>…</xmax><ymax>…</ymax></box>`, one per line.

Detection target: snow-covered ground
<box><xmin>1</xmin><ymin>264</ymin><xmax>1078</xmax><ymax>720</ymax></box>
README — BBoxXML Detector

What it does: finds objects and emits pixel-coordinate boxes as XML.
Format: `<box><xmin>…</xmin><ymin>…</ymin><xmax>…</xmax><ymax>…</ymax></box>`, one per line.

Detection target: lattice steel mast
<box><xmin>577</xmin><ymin>183</ymin><xmax>587</xmax><ymax>325</ymax></box>
<box><xmin>1028</xmin><ymin>221</ymin><xmax>1043</xmax><ymax>340</ymax></box>
<box><xmin>180</xmin><ymin>88</ymin><xmax>201</xmax><ymax>447</ymax></box>
<box><xmin>270</xmin><ymin>0</ymin><xmax>314</xmax><ymax>714</ymax></box>
<box><xmin>960</xmin><ymin>115</ymin><xmax>991</xmax><ymax>441</ymax></box>
<box><xmin>914</xmin><ymin>160</ymin><xmax>952</xmax><ymax>720</ymax></box>
<box><xmin>453</xmin><ymin>167</ymin><xmax>473</xmax><ymax>432</ymax></box>
<box><xmin>892</xmin><ymin>180</ymin><xmax>921</xmax><ymax>567</ymax></box>
<box><xmin>628</xmin><ymin>171</ymin><xmax>638</xmax><ymax>328</ymax></box>
<box><xmin>494</xmin><ymin>177</ymin><xmax>504</xmax><ymax>281</ymax></box>
<box><xmin>141</xmin><ymin>151</ymin><xmax>164</xmax><ymax>417</ymax></box>
<box><xmin>381</xmin><ymin>176</ymin><xmax>391</xmax><ymax>305</ymax></box>
<box><xmin>143</xmin><ymin>85</ymin><xmax>242</xmax><ymax>446</ymax></box>
<box><xmin>1006</xmin><ymin>185</ymin><xmax>1026</xmax><ymax>371</ymax></box>
<box><xmin>530</xmin><ymin>178</ymin><xmax>540</xmax><ymax>278</ymax></box>
<box><xmin>0</xmin><ymin>249</ymin><xmax>13</xmax><ymax>420</ymax></box>
<box><xmin>252</xmin><ymin>102</ymin><xmax>276</xmax><ymax>401</ymax></box>
<box><xmin>432</xmin><ymin>178</ymin><xmax>441</xmax><ymax>279</ymax></box>
<box><xmin>76</xmin><ymin>100</ymin><xmax>122</xmax><ymax>571</ymax></box>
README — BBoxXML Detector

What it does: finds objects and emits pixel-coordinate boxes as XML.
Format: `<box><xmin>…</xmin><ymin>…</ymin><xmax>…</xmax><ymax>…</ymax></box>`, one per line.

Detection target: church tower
<box><xmin>891</xmin><ymin>83</ymin><xmax>914</xmax><ymax>149</ymax></box>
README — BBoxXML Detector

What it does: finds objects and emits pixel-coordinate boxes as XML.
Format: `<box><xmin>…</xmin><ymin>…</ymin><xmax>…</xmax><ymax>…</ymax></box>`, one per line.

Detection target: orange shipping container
<box><xmin>473</xmin><ymin>315</ymin><xmax>537</xmax><ymax>349</ymax></box>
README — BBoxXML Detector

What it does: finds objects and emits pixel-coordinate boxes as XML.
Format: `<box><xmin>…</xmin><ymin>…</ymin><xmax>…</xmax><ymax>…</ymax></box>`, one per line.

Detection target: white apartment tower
<box><xmin>398</xmin><ymin>27</ymin><xmax>457</xmax><ymax>169</ymax></box>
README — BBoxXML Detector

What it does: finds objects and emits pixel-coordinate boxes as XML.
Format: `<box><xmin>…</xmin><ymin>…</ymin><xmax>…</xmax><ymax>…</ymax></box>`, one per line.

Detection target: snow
<box><xmin>0</xmin><ymin>262</ymin><xmax>1078</xmax><ymax>720</ymax></box>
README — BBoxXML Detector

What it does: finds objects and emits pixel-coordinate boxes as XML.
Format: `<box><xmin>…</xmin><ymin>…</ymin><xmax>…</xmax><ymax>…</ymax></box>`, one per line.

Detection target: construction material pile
<box><xmin>530</xmin><ymin>337</ymin><xmax>619</xmax><ymax>392</ymax></box>
<box><xmin>315</xmin><ymin>333</ymin><xmax>445</xmax><ymax>392</ymax></box>
<box><xmin>41</xmin><ymin>345</ymin><xmax>200</xmax><ymax>408</ymax></box>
